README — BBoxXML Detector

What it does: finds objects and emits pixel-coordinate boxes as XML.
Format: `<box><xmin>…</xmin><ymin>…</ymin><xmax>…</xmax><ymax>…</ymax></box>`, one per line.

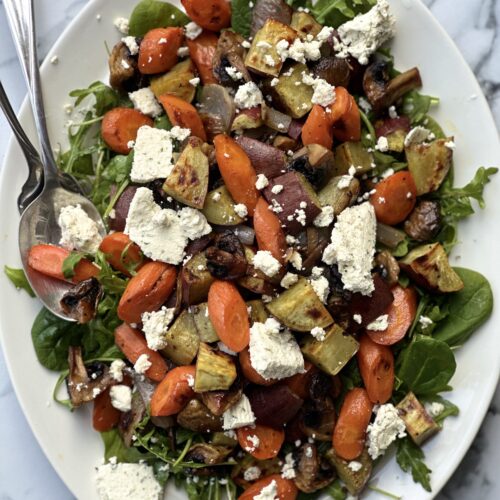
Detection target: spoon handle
<box><xmin>4</xmin><ymin>0</ymin><xmax>60</xmax><ymax>185</ymax></box>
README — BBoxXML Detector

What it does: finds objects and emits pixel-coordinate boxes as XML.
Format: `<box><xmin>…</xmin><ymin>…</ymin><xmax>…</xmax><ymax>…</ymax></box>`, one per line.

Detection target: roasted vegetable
<box><xmin>60</xmin><ymin>277</ymin><xmax>103</xmax><ymax>324</ymax></box>
<box><xmin>326</xmin><ymin>447</ymin><xmax>373</xmax><ymax>496</ymax></box>
<box><xmin>334</xmin><ymin>141</ymin><xmax>374</xmax><ymax>176</ymax></box>
<box><xmin>264</xmin><ymin>107</ymin><xmax>292</xmax><ymax>134</ymax></box>
<box><xmin>177</xmin><ymin>399</ymin><xmax>222</xmax><ymax>432</ymax></box>
<box><xmin>201</xmin><ymin>385</ymin><xmax>243</xmax><ymax>416</ymax></box>
<box><xmin>399</xmin><ymin>243</ymin><xmax>464</xmax><ymax>293</ymax></box>
<box><xmin>235</xmin><ymin>136</ymin><xmax>288</xmax><ymax>179</ymax></box>
<box><xmin>213</xmin><ymin>30</ymin><xmax>251</xmax><ymax>87</ymax></box>
<box><xmin>150</xmin><ymin>59</ymin><xmax>196</xmax><ymax>103</ymax></box>
<box><xmin>231</xmin><ymin>106</ymin><xmax>264</xmax><ymax>132</ymax></box>
<box><xmin>205</xmin><ymin>231</ymin><xmax>248</xmax><ymax>280</ymax></box>
<box><xmin>312</xmin><ymin>56</ymin><xmax>352</xmax><ymax>88</ymax></box>
<box><xmin>245</xmin><ymin>19</ymin><xmax>296</xmax><ymax>77</ymax></box>
<box><xmin>162</xmin><ymin>309</ymin><xmax>200</xmax><ymax>365</ymax></box>
<box><xmin>406</xmin><ymin>138</ymin><xmax>454</xmax><ymax>195</ymax></box>
<box><xmin>294</xmin><ymin>443</ymin><xmax>335</xmax><ymax>493</ymax></box>
<box><xmin>289</xmin><ymin>144</ymin><xmax>335</xmax><ymax>188</ymax></box>
<box><xmin>119</xmin><ymin>391</ymin><xmax>147</xmax><ymax>447</ymax></box>
<box><xmin>375</xmin><ymin>250</ymin><xmax>400</xmax><ymax>286</ymax></box>
<box><xmin>247</xmin><ymin>299</ymin><xmax>269</xmax><ymax>324</ymax></box>
<box><xmin>238</xmin><ymin>246</ymin><xmax>276</xmax><ymax>295</ymax></box>
<box><xmin>266</xmin><ymin>277</ymin><xmax>333</xmax><ymax>332</ymax></box>
<box><xmin>185</xmin><ymin>443</ymin><xmax>232</xmax><ymax>465</ymax></box>
<box><xmin>404</xmin><ymin>200</ymin><xmax>442</xmax><ymax>241</ymax></box>
<box><xmin>268</xmin><ymin>63</ymin><xmax>313</xmax><ymax>118</ymax></box>
<box><xmin>318</xmin><ymin>175</ymin><xmax>360</xmax><ymax>215</ymax></box>
<box><xmin>250</xmin><ymin>0</ymin><xmax>293</xmax><ymax>36</ymax></box>
<box><xmin>163</xmin><ymin>138</ymin><xmax>209</xmax><ymax>209</ymax></box>
<box><xmin>108</xmin><ymin>41</ymin><xmax>141</xmax><ymax>91</ymax></box>
<box><xmin>190</xmin><ymin>302</ymin><xmax>219</xmax><ymax>343</ymax></box>
<box><xmin>301</xmin><ymin>324</ymin><xmax>359</xmax><ymax>376</ymax></box>
<box><xmin>194</xmin><ymin>342</ymin><xmax>237</xmax><ymax>392</ymax></box>
<box><xmin>198</xmin><ymin>84</ymin><xmax>236</xmax><ymax>140</ymax></box>
<box><xmin>291</xmin><ymin>11</ymin><xmax>322</xmax><ymax>37</ymax></box>
<box><xmin>396</xmin><ymin>392</ymin><xmax>440</xmax><ymax>445</ymax></box>
<box><xmin>181</xmin><ymin>252</ymin><xmax>215</xmax><ymax>305</ymax></box>
<box><xmin>202</xmin><ymin>186</ymin><xmax>245</xmax><ymax>226</ymax></box>
<box><xmin>375</xmin><ymin>117</ymin><xmax>411</xmax><ymax>153</ymax></box>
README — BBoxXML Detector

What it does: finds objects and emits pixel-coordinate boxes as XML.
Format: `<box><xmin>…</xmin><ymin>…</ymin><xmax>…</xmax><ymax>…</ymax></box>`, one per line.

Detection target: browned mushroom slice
<box><xmin>375</xmin><ymin>250</ymin><xmax>401</xmax><ymax>286</ymax></box>
<box><xmin>176</xmin><ymin>399</ymin><xmax>223</xmax><ymax>432</ymax></box>
<box><xmin>213</xmin><ymin>31</ymin><xmax>251</xmax><ymax>87</ymax></box>
<box><xmin>363</xmin><ymin>61</ymin><xmax>422</xmax><ymax>113</ymax></box>
<box><xmin>250</xmin><ymin>0</ymin><xmax>293</xmax><ymax>37</ymax></box>
<box><xmin>66</xmin><ymin>346</ymin><xmax>115</xmax><ymax>407</ymax></box>
<box><xmin>289</xmin><ymin>144</ymin><xmax>335</xmax><ymax>188</ymax></box>
<box><xmin>60</xmin><ymin>277</ymin><xmax>103</xmax><ymax>324</ymax></box>
<box><xmin>294</xmin><ymin>443</ymin><xmax>336</xmax><ymax>493</ymax></box>
<box><xmin>108</xmin><ymin>41</ymin><xmax>143</xmax><ymax>92</ymax></box>
<box><xmin>235</xmin><ymin>136</ymin><xmax>287</xmax><ymax>179</ymax></box>
<box><xmin>205</xmin><ymin>231</ymin><xmax>248</xmax><ymax>280</ymax></box>
<box><xmin>119</xmin><ymin>391</ymin><xmax>147</xmax><ymax>447</ymax></box>
<box><xmin>404</xmin><ymin>200</ymin><xmax>442</xmax><ymax>241</ymax></box>
<box><xmin>198</xmin><ymin>84</ymin><xmax>236</xmax><ymax>140</ymax></box>
<box><xmin>185</xmin><ymin>443</ymin><xmax>233</xmax><ymax>465</ymax></box>
<box><xmin>312</xmin><ymin>56</ymin><xmax>352</xmax><ymax>88</ymax></box>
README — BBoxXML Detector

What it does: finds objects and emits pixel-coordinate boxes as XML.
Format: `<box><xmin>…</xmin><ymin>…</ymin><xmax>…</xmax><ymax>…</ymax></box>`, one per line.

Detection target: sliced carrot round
<box><xmin>159</xmin><ymin>94</ymin><xmax>207</xmax><ymax>141</ymax></box>
<box><xmin>181</xmin><ymin>0</ymin><xmax>231</xmax><ymax>32</ymax></box>
<box><xmin>237</xmin><ymin>424</ymin><xmax>285</xmax><ymax>460</ymax></box>
<box><xmin>238</xmin><ymin>474</ymin><xmax>298</xmax><ymax>500</ymax></box>
<box><xmin>99</xmin><ymin>232</ymin><xmax>143</xmax><ymax>277</ymax></box>
<box><xmin>138</xmin><ymin>27</ymin><xmax>184</xmax><ymax>75</ymax></box>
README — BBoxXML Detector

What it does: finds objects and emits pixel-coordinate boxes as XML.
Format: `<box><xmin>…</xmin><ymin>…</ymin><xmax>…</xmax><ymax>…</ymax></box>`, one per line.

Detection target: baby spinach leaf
<box><xmin>421</xmin><ymin>395</ymin><xmax>459</xmax><ymax>427</ymax></box>
<box><xmin>61</xmin><ymin>252</ymin><xmax>88</xmax><ymax>279</ymax></box>
<box><xmin>312</xmin><ymin>0</ymin><xmax>376</xmax><ymax>27</ymax></box>
<box><xmin>154</xmin><ymin>114</ymin><xmax>173</xmax><ymax>131</ymax></box>
<box><xmin>3</xmin><ymin>266</ymin><xmax>35</xmax><ymax>297</ymax></box>
<box><xmin>129</xmin><ymin>0</ymin><xmax>189</xmax><ymax>37</ymax></box>
<box><xmin>31</xmin><ymin>308</ymin><xmax>88</xmax><ymax>370</ymax></box>
<box><xmin>401</xmin><ymin>90</ymin><xmax>438</xmax><ymax>124</ymax></box>
<box><xmin>433</xmin><ymin>268</ymin><xmax>493</xmax><ymax>347</ymax></box>
<box><xmin>396</xmin><ymin>437</ymin><xmax>431</xmax><ymax>492</ymax></box>
<box><xmin>396</xmin><ymin>335</ymin><xmax>456</xmax><ymax>396</ymax></box>
<box><xmin>69</xmin><ymin>81</ymin><xmax>119</xmax><ymax>116</ymax></box>
<box><xmin>100</xmin><ymin>429</ymin><xmax>150</xmax><ymax>463</ymax></box>
<box><xmin>232</xmin><ymin>0</ymin><xmax>253</xmax><ymax>38</ymax></box>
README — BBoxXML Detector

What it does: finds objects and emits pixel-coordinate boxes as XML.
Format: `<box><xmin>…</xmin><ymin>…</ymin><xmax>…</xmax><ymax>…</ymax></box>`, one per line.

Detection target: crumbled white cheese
<box><xmin>289</xmin><ymin>250</ymin><xmax>303</xmax><ymax>271</ymax></box>
<box><xmin>254</xmin><ymin>479</ymin><xmax>278</xmax><ymax>500</ymax></box>
<box><xmin>310</xmin><ymin>326</ymin><xmax>326</xmax><ymax>341</ymax></box>
<box><xmin>348</xmin><ymin>461</ymin><xmax>363</xmax><ymax>472</ymax></box>
<box><xmin>142</xmin><ymin>306</ymin><xmax>175</xmax><ymax>350</ymax></box>
<box><xmin>234</xmin><ymin>203</ymin><xmax>248</xmax><ymax>218</ymax></box>
<box><xmin>212</xmin><ymin>192</ymin><xmax>222</xmax><ymax>202</ymax></box>
<box><xmin>113</xmin><ymin>17</ymin><xmax>129</xmax><ymax>35</ymax></box>
<box><xmin>222</xmin><ymin>394</ymin><xmax>255</xmax><ymax>430</ymax></box>
<box><xmin>244</xmin><ymin>434</ymin><xmax>261</xmax><ymax>452</ymax></box>
<box><xmin>178</xmin><ymin>207</ymin><xmax>212</xmax><ymax>240</ymax></box>
<box><xmin>337</xmin><ymin>174</ymin><xmax>353</xmax><ymax>190</ymax></box>
<box><xmin>444</xmin><ymin>140</ymin><xmax>456</xmax><ymax>149</ymax></box>
<box><xmin>314</xmin><ymin>205</ymin><xmax>334</xmax><ymax>227</ymax></box>
<box><xmin>186</xmin><ymin>374</ymin><xmax>195</xmax><ymax>388</ymax></box>
<box><xmin>242</xmin><ymin>40</ymin><xmax>252</xmax><ymax>49</ymax></box>
<box><xmin>322</xmin><ymin>202</ymin><xmax>376</xmax><ymax>295</ymax></box>
<box><xmin>189</xmin><ymin>77</ymin><xmax>200</xmax><ymax>87</ymax></box>
<box><xmin>381</xmin><ymin>168</ymin><xmax>395</xmax><ymax>179</ymax></box>
<box><xmin>58</xmin><ymin>204</ymin><xmax>102</xmax><ymax>254</ymax></box>
<box><xmin>109</xmin><ymin>359</ymin><xmax>126</xmax><ymax>382</ymax></box>
<box><xmin>367</xmin><ymin>403</ymin><xmax>407</xmax><ymax>459</ymax></box>
<box><xmin>225</xmin><ymin>66</ymin><xmax>244</xmax><ymax>81</ymax></box>
<box><xmin>302</xmin><ymin>72</ymin><xmax>336</xmax><ymax>107</ymax></box>
<box><xmin>122</xmin><ymin>36</ymin><xmax>139</xmax><ymax>55</ymax></box>
<box><xmin>425</xmin><ymin>401</ymin><xmax>445</xmax><ymax>418</ymax></box>
<box><xmin>128</xmin><ymin>88</ymin><xmax>162</xmax><ymax>118</ymax></box>
<box><xmin>280</xmin><ymin>272</ymin><xmax>298</xmax><ymax>289</ymax></box>
<box><xmin>270</xmin><ymin>77</ymin><xmax>280</xmax><ymax>87</ymax></box>
<box><xmin>110</xmin><ymin>385</ymin><xmax>132</xmax><ymax>412</ymax></box>
<box><xmin>271</xmin><ymin>184</ymin><xmax>284</xmax><ymax>194</ymax></box>
<box><xmin>243</xmin><ymin>466</ymin><xmax>261</xmax><ymax>481</ymax></box>
<box><xmin>120</xmin><ymin>59</ymin><xmax>131</xmax><ymax>70</ymax></box>
<box><xmin>337</xmin><ymin>0</ymin><xmax>395</xmax><ymax>65</ymax></box>
<box><xmin>264</xmin><ymin>54</ymin><xmax>276</xmax><ymax>67</ymax></box>
<box><xmin>255</xmin><ymin>174</ymin><xmax>269</xmax><ymax>190</ymax></box>
<box><xmin>418</xmin><ymin>315</ymin><xmax>433</xmax><ymax>330</ymax></box>
<box><xmin>95</xmin><ymin>462</ymin><xmax>163</xmax><ymax>500</ymax></box>
<box><xmin>249</xmin><ymin>318</ymin><xmax>304</xmax><ymax>380</ymax></box>
<box><xmin>310</xmin><ymin>275</ymin><xmax>330</xmax><ymax>304</ymax></box>
<box><xmin>404</xmin><ymin>126</ymin><xmax>433</xmax><ymax>147</ymax></box>
<box><xmin>358</xmin><ymin>96</ymin><xmax>372</xmax><ymax>113</ymax></box>
<box><xmin>134</xmin><ymin>353</ymin><xmax>152</xmax><ymax>375</ymax></box>
<box><xmin>376</xmin><ymin>136</ymin><xmax>389</xmax><ymax>152</ymax></box>
<box><xmin>185</xmin><ymin>21</ymin><xmax>202</xmax><ymax>40</ymax></box>
<box><xmin>367</xmin><ymin>314</ymin><xmax>389</xmax><ymax>331</ymax></box>
<box><xmin>177</xmin><ymin>46</ymin><xmax>190</xmax><ymax>57</ymax></box>
<box><xmin>234</xmin><ymin>82</ymin><xmax>264</xmax><ymax>109</ymax></box>
<box><xmin>388</xmin><ymin>105</ymin><xmax>398</xmax><ymax>119</ymax></box>
<box><xmin>253</xmin><ymin>250</ymin><xmax>281</xmax><ymax>277</ymax></box>
<box><xmin>218</xmin><ymin>342</ymin><xmax>237</xmax><ymax>356</ymax></box>
<box><xmin>353</xmin><ymin>314</ymin><xmax>363</xmax><ymax>324</ymax></box>
<box><xmin>281</xmin><ymin>453</ymin><xmax>296</xmax><ymax>479</ymax></box>
<box><xmin>169</xmin><ymin>126</ymin><xmax>191</xmax><ymax>142</ymax></box>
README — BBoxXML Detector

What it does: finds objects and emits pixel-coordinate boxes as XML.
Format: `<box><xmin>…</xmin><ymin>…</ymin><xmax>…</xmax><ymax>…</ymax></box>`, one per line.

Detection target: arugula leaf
<box><xmin>396</xmin><ymin>335</ymin><xmax>456</xmax><ymax>396</ymax></box>
<box><xmin>129</xmin><ymin>0</ymin><xmax>189</xmax><ymax>37</ymax></box>
<box><xmin>101</xmin><ymin>429</ymin><xmax>151</xmax><ymax>463</ymax></box>
<box><xmin>61</xmin><ymin>252</ymin><xmax>88</xmax><ymax>279</ymax></box>
<box><xmin>154</xmin><ymin>114</ymin><xmax>173</xmax><ymax>131</ymax></box>
<box><xmin>4</xmin><ymin>266</ymin><xmax>35</xmax><ymax>297</ymax></box>
<box><xmin>312</xmin><ymin>0</ymin><xmax>376</xmax><ymax>28</ymax></box>
<box><xmin>402</xmin><ymin>90</ymin><xmax>439</xmax><ymax>124</ymax></box>
<box><xmin>94</xmin><ymin>251</ymin><xmax>129</xmax><ymax>295</ymax></box>
<box><xmin>69</xmin><ymin>81</ymin><xmax>120</xmax><ymax>116</ymax></box>
<box><xmin>396</xmin><ymin>437</ymin><xmax>432</xmax><ymax>492</ymax></box>
<box><xmin>421</xmin><ymin>395</ymin><xmax>459</xmax><ymax>427</ymax></box>
<box><xmin>232</xmin><ymin>0</ymin><xmax>253</xmax><ymax>38</ymax></box>
<box><xmin>433</xmin><ymin>267</ymin><xmax>493</xmax><ymax>347</ymax></box>
<box><xmin>323</xmin><ymin>480</ymin><xmax>347</xmax><ymax>499</ymax></box>
<box><xmin>421</xmin><ymin>115</ymin><xmax>446</xmax><ymax>139</ymax></box>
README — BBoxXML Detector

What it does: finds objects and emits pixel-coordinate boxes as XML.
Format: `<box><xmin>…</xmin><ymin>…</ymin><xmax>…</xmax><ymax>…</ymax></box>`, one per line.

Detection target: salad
<box><xmin>4</xmin><ymin>0</ymin><xmax>498</xmax><ymax>498</ymax></box>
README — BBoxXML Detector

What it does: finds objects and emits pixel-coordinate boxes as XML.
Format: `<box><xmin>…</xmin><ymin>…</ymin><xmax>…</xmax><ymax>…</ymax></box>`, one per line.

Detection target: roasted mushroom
<box><xmin>294</xmin><ymin>443</ymin><xmax>336</xmax><ymax>493</ymax></box>
<box><xmin>375</xmin><ymin>250</ymin><xmax>400</xmax><ymax>286</ymax></box>
<box><xmin>60</xmin><ymin>277</ymin><xmax>103</xmax><ymax>323</ymax></box>
<box><xmin>312</xmin><ymin>56</ymin><xmax>352</xmax><ymax>88</ymax></box>
<box><xmin>201</xmin><ymin>383</ymin><xmax>244</xmax><ymax>416</ymax></box>
<box><xmin>185</xmin><ymin>443</ymin><xmax>233</xmax><ymax>465</ymax></box>
<box><xmin>119</xmin><ymin>391</ymin><xmax>147</xmax><ymax>446</ymax></box>
<box><xmin>177</xmin><ymin>399</ymin><xmax>223</xmax><ymax>432</ymax></box>
<box><xmin>108</xmin><ymin>41</ymin><xmax>144</xmax><ymax>91</ymax></box>
<box><xmin>363</xmin><ymin>61</ymin><xmax>422</xmax><ymax>113</ymax></box>
<box><xmin>250</xmin><ymin>0</ymin><xmax>293</xmax><ymax>37</ymax></box>
<box><xmin>198</xmin><ymin>85</ymin><xmax>236</xmax><ymax>140</ymax></box>
<box><xmin>404</xmin><ymin>200</ymin><xmax>442</xmax><ymax>241</ymax></box>
<box><xmin>205</xmin><ymin>231</ymin><xmax>248</xmax><ymax>280</ymax></box>
<box><xmin>289</xmin><ymin>144</ymin><xmax>335</xmax><ymax>189</ymax></box>
<box><xmin>213</xmin><ymin>31</ymin><xmax>251</xmax><ymax>87</ymax></box>
<box><xmin>66</xmin><ymin>346</ymin><xmax>114</xmax><ymax>407</ymax></box>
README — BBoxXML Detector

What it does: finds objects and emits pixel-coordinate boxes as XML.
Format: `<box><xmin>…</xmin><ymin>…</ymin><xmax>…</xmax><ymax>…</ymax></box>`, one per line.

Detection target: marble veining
<box><xmin>0</xmin><ymin>1</ymin><xmax>498</xmax><ymax>499</ymax></box>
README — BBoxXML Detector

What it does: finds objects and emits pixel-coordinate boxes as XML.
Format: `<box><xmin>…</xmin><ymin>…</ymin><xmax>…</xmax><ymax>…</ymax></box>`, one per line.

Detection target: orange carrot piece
<box><xmin>117</xmin><ymin>261</ymin><xmax>177</xmax><ymax>324</ymax></box>
<box><xmin>301</xmin><ymin>104</ymin><xmax>334</xmax><ymax>150</ymax></box>
<box><xmin>367</xmin><ymin>285</ymin><xmax>418</xmax><ymax>345</ymax></box>
<box><xmin>282</xmin><ymin>360</ymin><xmax>318</xmax><ymax>400</ymax></box>
<box><xmin>138</xmin><ymin>27</ymin><xmax>184</xmax><ymax>75</ymax></box>
<box><xmin>333</xmin><ymin>387</ymin><xmax>373</xmax><ymax>460</ymax></box>
<box><xmin>27</xmin><ymin>244</ymin><xmax>99</xmax><ymax>283</ymax></box>
<box><xmin>181</xmin><ymin>0</ymin><xmax>231</xmax><ymax>32</ymax></box>
<box><xmin>114</xmin><ymin>323</ymin><xmax>168</xmax><ymax>382</ymax></box>
<box><xmin>213</xmin><ymin>134</ymin><xmax>259</xmax><ymax>216</ymax></box>
<box><xmin>253</xmin><ymin>197</ymin><xmax>287</xmax><ymax>264</ymax></box>
<box><xmin>99</xmin><ymin>232</ymin><xmax>143</xmax><ymax>277</ymax></box>
<box><xmin>327</xmin><ymin>86</ymin><xmax>350</xmax><ymax>124</ymax></box>
<box><xmin>159</xmin><ymin>94</ymin><xmax>207</xmax><ymax>141</ymax></box>
<box><xmin>150</xmin><ymin>365</ymin><xmax>196</xmax><ymax>416</ymax></box>
<box><xmin>93</xmin><ymin>388</ymin><xmax>121</xmax><ymax>432</ymax></box>
<box><xmin>208</xmin><ymin>280</ymin><xmax>250</xmax><ymax>352</ymax></box>
<box><xmin>101</xmin><ymin>107</ymin><xmax>153</xmax><ymax>154</ymax></box>
<box><xmin>239</xmin><ymin>348</ymin><xmax>276</xmax><ymax>386</ymax></box>
<box><xmin>187</xmin><ymin>31</ymin><xmax>219</xmax><ymax>84</ymax></box>
<box><xmin>370</xmin><ymin>171</ymin><xmax>418</xmax><ymax>225</ymax></box>
<box><xmin>237</xmin><ymin>424</ymin><xmax>285</xmax><ymax>460</ymax></box>
<box><xmin>331</xmin><ymin>89</ymin><xmax>361</xmax><ymax>142</ymax></box>
<box><xmin>238</xmin><ymin>474</ymin><xmax>298</xmax><ymax>500</ymax></box>
<box><xmin>357</xmin><ymin>335</ymin><xmax>395</xmax><ymax>404</ymax></box>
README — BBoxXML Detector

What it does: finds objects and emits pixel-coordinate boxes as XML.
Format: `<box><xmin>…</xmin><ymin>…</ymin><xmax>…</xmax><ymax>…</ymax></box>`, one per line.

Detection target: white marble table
<box><xmin>0</xmin><ymin>0</ymin><xmax>498</xmax><ymax>499</ymax></box>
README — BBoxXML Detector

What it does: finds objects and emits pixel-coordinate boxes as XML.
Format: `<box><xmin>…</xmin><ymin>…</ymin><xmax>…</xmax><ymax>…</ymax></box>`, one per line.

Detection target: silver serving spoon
<box><xmin>4</xmin><ymin>0</ymin><xmax>106</xmax><ymax>320</ymax></box>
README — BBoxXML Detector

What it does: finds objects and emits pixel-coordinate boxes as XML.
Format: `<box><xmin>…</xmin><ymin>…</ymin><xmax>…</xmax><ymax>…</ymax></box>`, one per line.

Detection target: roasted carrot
<box><xmin>238</xmin><ymin>474</ymin><xmax>298</xmax><ymax>500</ymax></box>
<box><xmin>301</xmin><ymin>104</ymin><xmax>334</xmax><ymax>150</ymax></box>
<box><xmin>27</xmin><ymin>244</ymin><xmax>99</xmax><ymax>283</ymax></box>
<box><xmin>237</xmin><ymin>424</ymin><xmax>285</xmax><ymax>460</ymax></box>
<box><xmin>101</xmin><ymin>107</ymin><xmax>153</xmax><ymax>154</ymax></box>
<box><xmin>138</xmin><ymin>27</ymin><xmax>184</xmax><ymax>75</ymax></box>
<box><xmin>159</xmin><ymin>94</ymin><xmax>207</xmax><ymax>141</ymax></box>
<box><xmin>114</xmin><ymin>323</ymin><xmax>168</xmax><ymax>382</ymax></box>
<box><xmin>282</xmin><ymin>360</ymin><xmax>318</xmax><ymax>400</ymax></box>
<box><xmin>117</xmin><ymin>261</ymin><xmax>177</xmax><ymax>324</ymax></box>
<box><xmin>333</xmin><ymin>387</ymin><xmax>373</xmax><ymax>460</ymax></box>
<box><xmin>150</xmin><ymin>365</ymin><xmax>196</xmax><ymax>416</ymax></box>
<box><xmin>331</xmin><ymin>89</ymin><xmax>361</xmax><ymax>142</ymax></box>
<box><xmin>370</xmin><ymin>171</ymin><xmax>418</xmax><ymax>225</ymax></box>
<box><xmin>93</xmin><ymin>388</ymin><xmax>121</xmax><ymax>432</ymax></box>
<box><xmin>239</xmin><ymin>348</ymin><xmax>276</xmax><ymax>386</ymax></box>
<box><xmin>187</xmin><ymin>31</ymin><xmax>218</xmax><ymax>84</ymax></box>
<box><xmin>357</xmin><ymin>335</ymin><xmax>394</xmax><ymax>404</ymax></box>
<box><xmin>213</xmin><ymin>134</ymin><xmax>259</xmax><ymax>216</ymax></box>
<box><xmin>99</xmin><ymin>232</ymin><xmax>143</xmax><ymax>277</ymax></box>
<box><xmin>181</xmin><ymin>0</ymin><xmax>231</xmax><ymax>32</ymax></box>
<box><xmin>367</xmin><ymin>285</ymin><xmax>417</xmax><ymax>345</ymax></box>
<box><xmin>253</xmin><ymin>197</ymin><xmax>287</xmax><ymax>264</ymax></box>
<box><xmin>208</xmin><ymin>280</ymin><xmax>250</xmax><ymax>352</ymax></box>
<box><xmin>327</xmin><ymin>86</ymin><xmax>350</xmax><ymax>123</ymax></box>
